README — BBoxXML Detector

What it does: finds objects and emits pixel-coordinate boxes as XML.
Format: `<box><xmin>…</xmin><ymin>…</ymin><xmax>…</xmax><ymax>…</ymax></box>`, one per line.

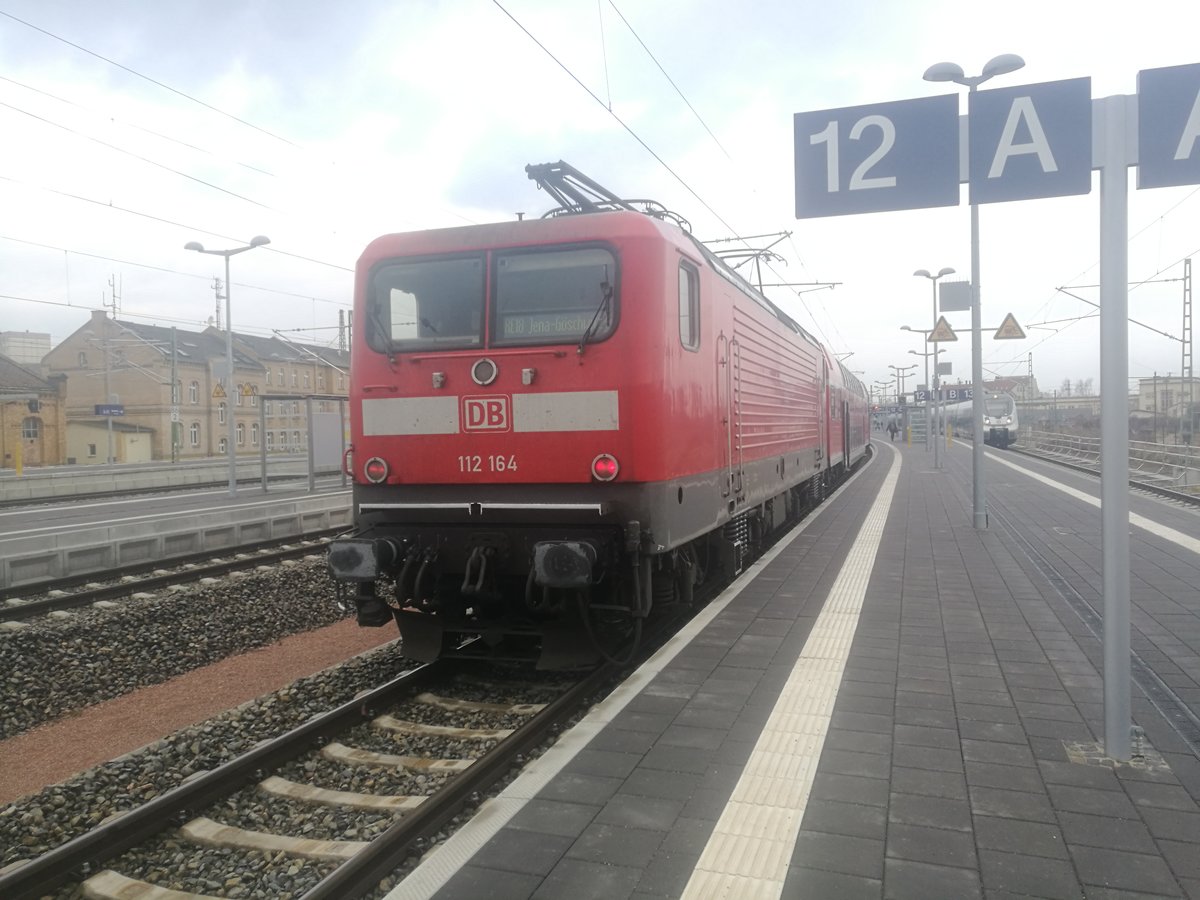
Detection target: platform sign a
<box><xmin>794</xmin><ymin>93</ymin><xmax>959</xmax><ymax>218</ymax></box>
<box><xmin>968</xmin><ymin>78</ymin><xmax>1092</xmax><ymax>204</ymax></box>
<box><xmin>1137</xmin><ymin>63</ymin><xmax>1200</xmax><ymax>189</ymax></box>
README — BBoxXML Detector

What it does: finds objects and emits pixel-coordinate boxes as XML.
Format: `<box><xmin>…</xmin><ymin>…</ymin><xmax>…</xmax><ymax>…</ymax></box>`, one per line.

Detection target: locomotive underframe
<box><xmin>329</xmin><ymin>453</ymin><xmax>845</xmax><ymax>667</ymax></box>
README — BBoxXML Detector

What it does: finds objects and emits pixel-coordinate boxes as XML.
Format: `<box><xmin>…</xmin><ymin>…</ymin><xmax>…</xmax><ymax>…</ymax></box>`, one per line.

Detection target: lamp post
<box><xmin>888</xmin><ymin>363</ymin><xmax>917</xmax><ymax>399</ymax></box>
<box><xmin>924</xmin><ymin>53</ymin><xmax>1024</xmax><ymax>528</ymax></box>
<box><xmin>889</xmin><ymin>363</ymin><xmax>917</xmax><ymax>441</ymax></box>
<box><xmin>873</xmin><ymin>380</ymin><xmax>893</xmax><ymax>435</ymax></box>
<box><xmin>184</xmin><ymin>235</ymin><xmax>270</xmax><ymax>494</ymax></box>
<box><xmin>913</xmin><ymin>266</ymin><xmax>956</xmax><ymax>469</ymax></box>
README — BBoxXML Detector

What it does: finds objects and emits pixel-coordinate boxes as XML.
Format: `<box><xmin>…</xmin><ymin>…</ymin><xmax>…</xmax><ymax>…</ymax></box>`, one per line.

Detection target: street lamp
<box><xmin>913</xmin><ymin>266</ymin><xmax>956</xmax><ymax>469</ymax></box>
<box><xmin>924</xmin><ymin>54</ymin><xmax>1024</xmax><ymax>527</ymax></box>
<box><xmin>888</xmin><ymin>363</ymin><xmax>917</xmax><ymax>398</ymax></box>
<box><xmin>184</xmin><ymin>235</ymin><xmax>270</xmax><ymax>494</ymax></box>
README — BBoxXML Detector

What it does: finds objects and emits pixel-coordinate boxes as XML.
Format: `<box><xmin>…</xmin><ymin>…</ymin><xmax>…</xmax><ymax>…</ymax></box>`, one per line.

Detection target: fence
<box><xmin>1023</xmin><ymin>430</ymin><xmax>1200</xmax><ymax>493</ymax></box>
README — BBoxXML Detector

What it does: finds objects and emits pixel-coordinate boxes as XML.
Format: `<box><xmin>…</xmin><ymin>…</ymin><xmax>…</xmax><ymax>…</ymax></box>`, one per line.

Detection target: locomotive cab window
<box><xmin>493</xmin><ymin>247</ymin><xmax>617</xmax><ymax>346</ymax></box>
<box><xmin>368</xmin><ymin>256</ymin><xmax>484</xmax><ymax>352</ymax></box>
<box><xmin>679</xmin><ymin>261</ymin><xmax>700</xmax><ymax>351</ymax></box>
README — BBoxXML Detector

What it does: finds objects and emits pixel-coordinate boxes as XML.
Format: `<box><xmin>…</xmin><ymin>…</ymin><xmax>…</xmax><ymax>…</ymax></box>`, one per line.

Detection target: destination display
<box><xmin>500</xmin><ymin>311</ymin><xmax>593</xmax><ymax>338</ymax></box>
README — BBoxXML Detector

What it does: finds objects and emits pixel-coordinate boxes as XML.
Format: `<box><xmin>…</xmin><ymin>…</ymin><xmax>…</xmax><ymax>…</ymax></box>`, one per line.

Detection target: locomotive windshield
<box><xmin>366</xmin><ymin>246</ymin><xmax>617</xmax><ymax>353</ymax></box>
<box><xmin>985</xmin><ymin>398</ymin><xmax>1011</xmax><ymax>416</ymax></box>
<box><xmin>371</xmin><ymin>256</ymin><xmax>485</xmax><ymax>351</ymax></box>
<box><xmin>492</xmin><ymin>247</ymin><xmax>617</xmax><ymax>346</ymax></box>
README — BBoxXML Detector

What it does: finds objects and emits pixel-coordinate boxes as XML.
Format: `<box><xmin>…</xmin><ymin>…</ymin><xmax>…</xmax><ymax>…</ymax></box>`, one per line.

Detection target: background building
<box><xmin>39</xmin><ymin>310</ymin><xmax>349</xmax><ymax>465</ymax></box>
<box><xmin>0</xmin><ymin>353</ymin><xmax>67</xmax><ymax>468</ymax></box>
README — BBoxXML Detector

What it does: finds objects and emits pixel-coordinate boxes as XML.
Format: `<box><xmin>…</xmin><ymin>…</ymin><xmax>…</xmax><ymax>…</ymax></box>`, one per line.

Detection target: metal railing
<box><xmin>1023</xmin><ymin>429</ymin><xmax>1199</xmax><ymax>493</ymax></box>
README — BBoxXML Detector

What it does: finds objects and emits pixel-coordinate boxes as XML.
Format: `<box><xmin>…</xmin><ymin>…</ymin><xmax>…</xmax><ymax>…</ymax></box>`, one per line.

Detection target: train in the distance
<box><xmin>327</xmin><ymin>162</ymin><xmax>870</xmax><ymax>667</ymax></box>
<box><xmin>943</xmin><ymin>391</ymin><xmax>1019</xmax><ymax>448</ymax></box>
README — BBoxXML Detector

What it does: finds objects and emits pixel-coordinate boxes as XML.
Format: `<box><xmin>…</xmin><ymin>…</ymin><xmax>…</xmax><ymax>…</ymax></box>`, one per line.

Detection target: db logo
<box><xmin>463</xmin><ymin>395</ymin><xmax>510</xmax><ymax>431</ymax></box>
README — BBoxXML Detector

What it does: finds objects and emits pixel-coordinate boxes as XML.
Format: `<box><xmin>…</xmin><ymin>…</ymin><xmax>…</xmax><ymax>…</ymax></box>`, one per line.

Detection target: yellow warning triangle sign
<box><xmin>928</xmin><ymin>315</ymin><xmax>957</xmax><ymax>342</ymax></box>
<box><xmin>993</xmin><ymin>312</ymin><xmax>1026</xmax><ymax>340</ymax></box>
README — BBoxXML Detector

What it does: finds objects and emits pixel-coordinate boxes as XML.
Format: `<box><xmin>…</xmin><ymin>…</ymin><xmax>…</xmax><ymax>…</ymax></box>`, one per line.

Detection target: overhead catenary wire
<box><xmin>0</xmin><ymin>74</ymin><xmax>277</xmax><ymax>178</ymax></box>
<box><xmin>491</xmin><ymin>0</ymin><xmax>740</xmax><ymax>240</ymax></box>
<box><xmin>0</xmin><ymin>100</ymin><xmax>280</xmax><ymax>212</ymax></box>
<box><xmin>0</xmin><ymin>175</ymin><xmax>353</xmax><ymax>274</ymax></box>
<box><xmin>0</xmin><ymin>233</ymin><xmax>350</xmax><ymax>306</ymax></box>
<box><xmin>0</xmin><ymin>9</ymin><xmax>299</xmax><ymax>148</ymax></box>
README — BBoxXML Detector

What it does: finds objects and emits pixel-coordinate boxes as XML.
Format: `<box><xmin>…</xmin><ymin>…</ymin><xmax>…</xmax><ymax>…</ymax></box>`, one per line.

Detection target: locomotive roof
<box><xmin>361</xmin><ymin>210</ymin><xmax>823</xmax><ymax>350</ymax></box>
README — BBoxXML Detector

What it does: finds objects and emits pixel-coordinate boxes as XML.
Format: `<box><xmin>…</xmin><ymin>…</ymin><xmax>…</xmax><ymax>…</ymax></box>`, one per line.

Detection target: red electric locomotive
<box><xmin>328</xmin><ymin>162</ymin><xmax>869</xmax><ymax>666</ymax></box>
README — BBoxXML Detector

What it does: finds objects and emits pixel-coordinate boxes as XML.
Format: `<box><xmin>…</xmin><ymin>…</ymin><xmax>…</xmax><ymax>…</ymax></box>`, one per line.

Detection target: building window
<box><xmin>251</xmin><ymin>423</ymin><xmax>259</xmax><ymax>446</ymax></box>
<box><xmin>250</xmin><ymin>389</ymin><xmax>258</xmax><ymax>408</ymax></box>
<box><xmin>87</xmin><ymin>443</ymin><xmax>97</xmax><ymax>457</ymax></box>
<box><xmin>264</xmin><ymin>400</ymin><xmax>272</xmax><ymax>417</ymax></box>
<box><xmin>189</xmin><ymin>381</ymin><xmax>199</xmax><ymax>404</ymax></box>
<box><xmin>318</xmin><ymin>373</ymin><xmax>325</xmax><ymax>390</ymax></box>
<box><xmin>189</xmin><ymin>422</ymin><xmax>200</xmax><ymax>446</ymax></box>
<box><xmin>237</xmin><ymin>422</ymin><xmax>245</xmax><ymax>445</ymax></box>
<box><xmin>21</xmin><ymin>417</ymin><xmax>40</xmax><ymax>439</ymax></box>
<box><xmin>679</xmin><ymin>262</ymin><xmax>700</xmax><ymax>351</ymax></box>
<box><xmin>278</xmin><ymin>366</ymin><xmax>285</xmax><ymax>384</ymax></box>
<box><xmin>304</xmin><ymin>371</ymin><xmax>311</xmax><ymax>389</ymax></box>
<box><xmin>293</xmin><ymin>430</ymin><xmax>301</xmax><ymax>448</ymax></box>
<box><xmin>337</xmin><ymin>373</ymin><xmax>344</xmax><ymax>390</ymax></box>
<box><xmin>236</xmin><ymin>384</ymin><xmax>244</xmax><ymax>407</ymax></box>
<box><xmin>218</xmin><ymin>402</ymin><xmax>227</xmax><ymax>425</ymax></box>
<box><xmin>265</xmin><ymin>370</ymin><xmax>272</xmax><ymax>386</ymax></box>
<box><xmin>218</xmin><ymin>437</ymin><xmax>227</xmax><ymax>454</ymax></box>
<box><xmin>291</xmin><ymin>370</ymin><xmax>298</xmax><ymax>387</ymax></box>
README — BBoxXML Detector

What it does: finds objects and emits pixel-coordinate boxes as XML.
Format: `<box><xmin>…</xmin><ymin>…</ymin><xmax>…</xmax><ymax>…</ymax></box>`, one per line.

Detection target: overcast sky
<box><xmin>2</xmin><ymin>0</ymin><xmax>1199</xmax><ymax>396</ymax></box>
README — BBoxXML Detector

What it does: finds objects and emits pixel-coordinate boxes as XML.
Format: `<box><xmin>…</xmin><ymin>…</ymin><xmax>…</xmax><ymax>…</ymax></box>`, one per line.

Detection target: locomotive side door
<box><xmin>843</xmin><ymin>399</ymin><xmax>851</xmax><ymax>464</ymax></box>
<box><xmin>717</xmin><ymin>334</ymin><xmax>744</xmax><ymax>500</ymax></box>
<box><xmin>731</xmin><ymin>338</ymin><xmax>743</xmax><ymax>497</ymax></box>
<box><xmin>817</xmin><ymin>359</ymin><xmax>827</xmax><ymax>470</ymax></box>
<box><xmin>717</xmin><ymin>332</ymin><xmax>731</xmax><ymax>498</ymax></box>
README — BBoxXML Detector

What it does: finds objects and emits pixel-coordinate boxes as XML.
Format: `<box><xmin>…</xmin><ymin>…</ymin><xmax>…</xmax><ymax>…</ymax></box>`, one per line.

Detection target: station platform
<box><xmin>388</xmin><ymin>438</ymin><xmax>1200</xmax><ymax>900</ymax></box>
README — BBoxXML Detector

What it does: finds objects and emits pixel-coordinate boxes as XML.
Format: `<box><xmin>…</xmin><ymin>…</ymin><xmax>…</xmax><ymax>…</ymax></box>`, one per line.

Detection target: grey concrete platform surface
<box><xmin>0</xmin><ymin>487</ymin><xmax>350</xmax><ymax>588</ymax></box>
<box><xmin>383</xmin><ymin>438</ymin><xmax>1200</xmax><ymax>900</ymax></box>
<box><xmin>0</xmin><ymin>456</ymin><xmax>328</xmax><ymax>503</ymax></box>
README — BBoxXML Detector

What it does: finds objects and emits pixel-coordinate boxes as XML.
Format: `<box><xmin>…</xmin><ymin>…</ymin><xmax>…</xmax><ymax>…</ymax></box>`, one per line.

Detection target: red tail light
<box><xmin>591</xmin><ymin>453</ymin><xmax>619</xmax><ymax>482</ymax></box>
<box><xmin>364</xmin><ymin>457</ymin><xmax>389</xmax><ymax>483</ymax></box>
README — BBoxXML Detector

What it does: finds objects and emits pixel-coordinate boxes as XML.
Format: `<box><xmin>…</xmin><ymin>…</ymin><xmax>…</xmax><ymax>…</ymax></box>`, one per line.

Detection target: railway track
<box><xmin>0</xmin><ymin>532</ymin><xmax>344</xmax><ymax>618</ymax></box>
<box><xmin>0</xmin><ymin>452</ymin><xmax>868</xmax><ymax>897</ymax></box>
<box><xmin>0</xmin><ymin>656</ymin><xmax>611</xmax><ymax>900</ymax></box>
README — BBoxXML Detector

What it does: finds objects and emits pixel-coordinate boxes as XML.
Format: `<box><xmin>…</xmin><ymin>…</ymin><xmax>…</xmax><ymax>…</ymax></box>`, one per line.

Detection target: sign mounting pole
<box><xmin>1099</xmin><ymin>94</ymin><xmax>1133</xmax><ymax>760</ymax></box>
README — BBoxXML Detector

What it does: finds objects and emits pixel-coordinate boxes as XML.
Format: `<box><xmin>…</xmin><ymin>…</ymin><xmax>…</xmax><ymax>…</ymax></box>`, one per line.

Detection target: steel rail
<box><xmin>299</xmin><ymin>660</ymin><xmax>614</xmax><ymax>899</ymax></box>
<box><xmin>0</xmin><ymin>658</ymin><xmax>439</xmax><ymax>900</ymax></box>
<box><xmin>0</xmin><ymin>530</ymin><xmax>345</xmax><ymax>611</ymax></box>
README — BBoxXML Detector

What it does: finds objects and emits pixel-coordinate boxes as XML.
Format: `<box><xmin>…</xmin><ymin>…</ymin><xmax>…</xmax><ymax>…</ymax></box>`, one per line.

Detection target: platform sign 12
<box><xmin>793</xmin><ymin>94</ymin><xmax>959</xmax><ymax>218</ymax></box>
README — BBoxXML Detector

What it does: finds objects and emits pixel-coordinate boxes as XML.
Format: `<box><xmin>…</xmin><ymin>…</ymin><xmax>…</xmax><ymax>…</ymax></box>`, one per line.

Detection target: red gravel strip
<box><xmin>0</xmin><ymin>619</ymin><xmax>397</xmax><ymax>805</ymax></box>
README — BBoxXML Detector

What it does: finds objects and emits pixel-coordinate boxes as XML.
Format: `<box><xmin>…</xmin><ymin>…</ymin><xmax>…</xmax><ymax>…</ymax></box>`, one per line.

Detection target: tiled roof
<box><xmin>0</xmin><ymin>352</ymin><xmax>52</xmax><ymax>393</ymax></box>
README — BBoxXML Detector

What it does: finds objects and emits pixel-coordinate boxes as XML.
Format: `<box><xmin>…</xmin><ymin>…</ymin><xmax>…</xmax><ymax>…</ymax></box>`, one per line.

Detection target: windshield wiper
<box><xmin>368</xmin><ymin>302</ymin><xmax>397</xmax><ymax>363</ymax></box>
<box><xmin>577</xmin><ymin>278</ymin><xmax>613</xmax><ymax>357</ymax></box>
